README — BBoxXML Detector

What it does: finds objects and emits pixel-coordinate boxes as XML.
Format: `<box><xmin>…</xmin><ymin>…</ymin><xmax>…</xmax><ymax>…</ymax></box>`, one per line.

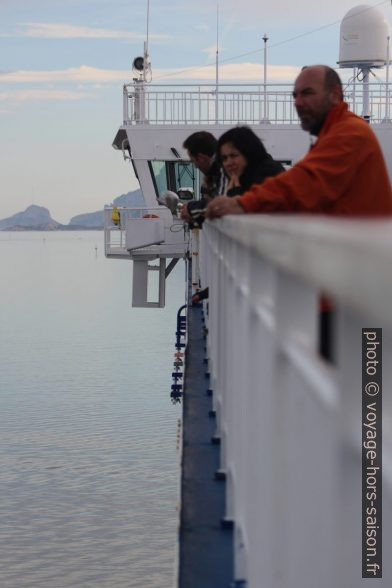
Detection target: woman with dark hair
<box><xmin>192</xmin><ymin>127</ymin><xmax>284</xmax><ymax>305</ymax></box>
<box><xmin>217</xmin><ymin>126</ymin><xmax>284</xmax><ymax>196</ymax></box>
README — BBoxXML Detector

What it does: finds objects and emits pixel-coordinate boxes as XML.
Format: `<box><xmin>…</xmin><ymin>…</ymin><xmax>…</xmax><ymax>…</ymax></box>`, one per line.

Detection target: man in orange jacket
<box><xmin>206</xmin><ymin>65</ymin><xmax>392</xmax><ymax>218</ymax></box>
<box><xmin>206</xmin><ymin>64</ymin><xmax>392</xmax><ymax>361</ymax></box>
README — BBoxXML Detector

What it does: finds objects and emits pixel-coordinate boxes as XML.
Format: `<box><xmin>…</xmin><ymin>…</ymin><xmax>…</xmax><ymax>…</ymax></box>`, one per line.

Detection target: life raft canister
<box><xmin>112</xmin><ymin>206</ymin><xmax>120</xmax><ymax>225</ymax></box>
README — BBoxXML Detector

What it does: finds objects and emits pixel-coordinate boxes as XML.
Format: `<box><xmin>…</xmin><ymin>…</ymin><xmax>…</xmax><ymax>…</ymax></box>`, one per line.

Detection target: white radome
<box><xmin>339</xmin><ymin>4</ymin><xmax>390</xmax><ymax>67</ymax></box>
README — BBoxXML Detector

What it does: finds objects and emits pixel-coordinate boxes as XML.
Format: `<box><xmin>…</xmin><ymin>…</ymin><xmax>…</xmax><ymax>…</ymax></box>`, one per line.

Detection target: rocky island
<box><xmin>0</xmin><ymin>189</ymin><xmax>144</xmax><ymax>231</ymax></box>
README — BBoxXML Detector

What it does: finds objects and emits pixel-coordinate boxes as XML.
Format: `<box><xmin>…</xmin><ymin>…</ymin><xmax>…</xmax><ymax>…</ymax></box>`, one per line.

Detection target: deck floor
<box><xmin>178</xmin><ymin>301</ymin><xmax>234</xmax><ymax>587</ymax></box>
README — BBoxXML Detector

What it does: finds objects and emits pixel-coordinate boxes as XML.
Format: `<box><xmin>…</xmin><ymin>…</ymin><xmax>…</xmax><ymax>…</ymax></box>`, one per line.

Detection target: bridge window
<box><xmin>150</xmin><ymin>161</ymin><xmax>168</xmax><ymax>195</ymax></box>
<box><xmin>149</xmin><ymin>160</ymin><xmax>201</xmax><ymax>201</ymax></box>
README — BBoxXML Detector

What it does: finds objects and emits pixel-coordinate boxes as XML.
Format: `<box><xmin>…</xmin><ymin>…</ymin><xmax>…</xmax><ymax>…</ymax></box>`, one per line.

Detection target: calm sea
<box><xmin>0</xmin><ymin>231</ymin><xmax>184</xmax><ymax>588</ymax></box>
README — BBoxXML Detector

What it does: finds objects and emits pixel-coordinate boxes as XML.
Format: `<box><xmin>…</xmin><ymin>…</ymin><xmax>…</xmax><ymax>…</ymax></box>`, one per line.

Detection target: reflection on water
<box><xmin>0</xmin><ymin>232</ymin><xmax>183</xmax><ymax>588</ymax></box>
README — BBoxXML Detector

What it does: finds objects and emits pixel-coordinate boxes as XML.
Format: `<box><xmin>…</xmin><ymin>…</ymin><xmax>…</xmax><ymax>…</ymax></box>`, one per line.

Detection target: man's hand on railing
<box><xmin>206</xmin><ymin>195</ymin><xmax>245</xmax><ymax>219</ymax></box>
<box><xmin>181</xmin><ymin>198</ymin><xmax>209</xmax><ymax>228</ymax></box>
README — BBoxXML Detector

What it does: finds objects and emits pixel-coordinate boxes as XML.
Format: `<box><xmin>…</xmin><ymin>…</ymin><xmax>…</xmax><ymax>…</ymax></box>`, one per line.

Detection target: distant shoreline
<box><xmin>0</xmin><ymin>189</ymin><xmax>143</xmax><ymax>232</ymax></box>
<box><xmin>1</xmin><ymin>226</ymin><xmax>104</xmax><ymax>232</ymax></box>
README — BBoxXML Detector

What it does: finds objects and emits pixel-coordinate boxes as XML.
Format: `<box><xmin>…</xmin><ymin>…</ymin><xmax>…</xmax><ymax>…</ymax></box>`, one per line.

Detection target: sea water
<box><xmin>0</xmin><ymin>231</ymin><xmax>184</xmax><ymax>588</ymax></box>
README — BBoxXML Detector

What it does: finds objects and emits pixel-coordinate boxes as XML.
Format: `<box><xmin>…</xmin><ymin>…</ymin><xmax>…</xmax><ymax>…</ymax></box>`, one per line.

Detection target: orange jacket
<box><xmin>238</xmin><ymin>102</ymin><xmax>392</xmax><ymax>216</ymax></box>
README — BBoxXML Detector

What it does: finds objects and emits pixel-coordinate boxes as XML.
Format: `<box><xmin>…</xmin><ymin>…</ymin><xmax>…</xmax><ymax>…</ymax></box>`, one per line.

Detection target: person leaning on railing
<box><xmin>217</xmin><ymin>126</ymin><xmax>284</xmax><ymax>197</ymax></box>
<box><xmin>181</xmin><ymin>131</ymin><xmax>226</xmax><ymax>228</ymax></box>
<box><xmin>180</xmin><ymin>131</ymin><xmax>226</xmax><ymax>304</ymax></box>
<box><xmin>191</xmin><ymin>126</ymin><xmax>284</xmax><ymax>304</ymax></box>
<box><xmin>206</xmin><ymin>65</ymin><xmax>392</xmax><ymax>359</ymax></box>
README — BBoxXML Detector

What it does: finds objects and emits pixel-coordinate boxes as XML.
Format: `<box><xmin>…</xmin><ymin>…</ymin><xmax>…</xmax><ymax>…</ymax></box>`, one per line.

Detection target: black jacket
<box><xmin>203</xmin><ymin>155</ymin><xmax>227</xmax><ymax>198</ymax></box>
<box><xmin>186</xmin><ymin>156</ymin><xmax>227</xmax><ymax>227</ymax></box>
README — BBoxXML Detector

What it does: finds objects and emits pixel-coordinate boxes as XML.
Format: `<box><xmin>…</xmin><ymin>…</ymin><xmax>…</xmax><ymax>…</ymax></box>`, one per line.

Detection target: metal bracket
<box><xmin>165</xmin><ymin>258</ymin><xmax>179</xmax><ymax>278</ymax></box>
<box><xmin>131</xmin><ymin>257</ymin><xmax>180</xmax><ymax>308</ymax></box>
<box><xmin>132</xmin><ymin>258</ymin><xmax>166</xmax><ymax>308</ymax></box>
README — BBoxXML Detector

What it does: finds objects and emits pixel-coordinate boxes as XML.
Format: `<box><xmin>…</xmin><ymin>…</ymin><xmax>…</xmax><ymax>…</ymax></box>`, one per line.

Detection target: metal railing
<box><xmin>104</xmin><ymin>206</ymin><xmax>188</xmax><ymax>259</ymax></box>
<box><xmin>198</xmin><ymin>215</ymin><xmax>392</xmax><ymax>587</ymax></box>
<box><xmin>123</xmin><ymin>81</ymin><xmax>392</xmax><ymax>125</ymax></box>
<box><xmin>104</xmin><ymin>206</ymin><xmax>155</xmax><ymax>257</ymax></box>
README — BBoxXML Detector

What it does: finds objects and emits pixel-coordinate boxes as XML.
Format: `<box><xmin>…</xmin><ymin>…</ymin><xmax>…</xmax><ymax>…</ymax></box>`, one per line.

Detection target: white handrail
<box><xmin>199</xmin><ymin>215</ymin><xmax>392</xmax><ymax>587</ymax></box>
<box><xmin>122</xmin><ymin>82</ymin><xmax>392</xmax><ymax>125</ymax></box>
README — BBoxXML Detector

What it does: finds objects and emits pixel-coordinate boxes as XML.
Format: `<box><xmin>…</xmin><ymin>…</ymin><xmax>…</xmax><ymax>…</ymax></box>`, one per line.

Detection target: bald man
<box><xmin>207</xmin><ymin>65</ymin><xmax>392</xmax><ymax>218</ymax></box>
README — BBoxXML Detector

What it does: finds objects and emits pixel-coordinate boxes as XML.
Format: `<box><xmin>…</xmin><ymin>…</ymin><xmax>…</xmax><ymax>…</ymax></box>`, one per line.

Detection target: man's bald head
<box><xmin>300</xmin><ymin>65</ymin><xmax>343</xmax><ymax>97</ymax></box>
<box><xmin>293</xmin><ymin>65</ymin><xmax>343</xmax><ymax>135</ymax></box>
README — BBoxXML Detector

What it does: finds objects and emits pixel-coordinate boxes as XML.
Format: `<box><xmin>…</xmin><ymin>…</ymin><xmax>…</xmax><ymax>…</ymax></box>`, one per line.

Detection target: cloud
<box><xmin>194</xmin><ymin>24</ymin><xmax>211</xmax><ymax>32</ymax></box>
<box><xmin>222</xmin><ymin>0</ymin><xmax>391</xmax><ymax>24</ymax></box>
<box><xmin>0</xmin><ymin>66</ymin><xmax>130</xmax><ymax>84</ymax></box>
<box><xmin>0</xmin><ymin>63</ymin><xmax>302</xmax><ymax>85</ymax></box>
<box><xmin>0</xmin><ymin>22</ymin><xmax>170</xmax><ymax>41</ymax></box>
<box><xmin>1</xmin><ymin>62</ymin><xmax>357</xmax><ymax>89</ymax></box>
<box><xmin>156</xmin><ymin>63</ymin><xmax>302</xmax><ymax>82</ymax></box>
<box><xmin>0</xmin><ymin>89</ymin><xmax>92</xmax><ymax>102</ymax></box>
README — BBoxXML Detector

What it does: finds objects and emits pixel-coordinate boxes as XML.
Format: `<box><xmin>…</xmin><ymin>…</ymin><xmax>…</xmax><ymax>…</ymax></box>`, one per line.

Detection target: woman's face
<box><xmin>220</xmin><ymin>142</ymin><xmax>247</xmax><ymax>178</ymax></box>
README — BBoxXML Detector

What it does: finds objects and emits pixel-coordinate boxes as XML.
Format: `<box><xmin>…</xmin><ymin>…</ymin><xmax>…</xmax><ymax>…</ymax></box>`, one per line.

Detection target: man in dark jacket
<box><xmin>181</xmin><ymin>131</ymin><xmax>226</xmax><ymax>225</ymax></box>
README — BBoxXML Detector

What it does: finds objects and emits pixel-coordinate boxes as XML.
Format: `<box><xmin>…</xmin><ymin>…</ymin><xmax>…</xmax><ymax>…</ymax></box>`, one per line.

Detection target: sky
<box><xmin>0</xmin><ymin>0</ymin><xmax>391</xmax><ymax>223</ymax></box>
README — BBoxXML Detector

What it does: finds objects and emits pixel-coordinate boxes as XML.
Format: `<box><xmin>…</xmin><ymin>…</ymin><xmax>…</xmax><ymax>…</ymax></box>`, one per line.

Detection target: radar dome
<box><xmin>338</xmin><ymin>4</ymin><xmax>390</xmax><ymax>68</ymax></box>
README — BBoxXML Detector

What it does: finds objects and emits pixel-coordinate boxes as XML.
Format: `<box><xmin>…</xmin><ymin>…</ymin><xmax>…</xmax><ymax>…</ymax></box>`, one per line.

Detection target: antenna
<box><xmin>146</xmin><ymin>0</ymin><xmax>150</xmax><ymax>57</ymax></box>
<box><xmin>131</xmin><ymin>0</ymin><xmax>152</xmax><ymax>122</ymax></box>
<box><xmin>261</xmin><ymin>33</ymin><xmax>269</xmax><ymax>123</ymax></box>
<box><xmin>216</xmin><ymin>3</ymin><xmax>219</xmax><ymax>88</ymax></box>
<box><xmin>385</xmin><ymin>35</ymin><xmax>391</xmax><ymax>121</ymax></box>
<box><xmin>215</xmin><ymin>2</ymin><xmax>219</xmax><ymax>123</ymax></box>
<box><xmin>143</xmin><ymin>0</ymin><xmax>151</xmax><ymax>82</ymax></box>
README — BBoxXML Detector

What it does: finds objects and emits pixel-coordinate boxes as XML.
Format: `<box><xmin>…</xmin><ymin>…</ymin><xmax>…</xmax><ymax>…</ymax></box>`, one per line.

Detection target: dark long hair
<box><xmin>217</xmin><ymin>126</ymin><xmax>284</xmax><ymax>194</ymax></box>
<box><xmin>217</xmin><ymin>126</ymin><xmax>269</xmax><ymax>173</ymax></box>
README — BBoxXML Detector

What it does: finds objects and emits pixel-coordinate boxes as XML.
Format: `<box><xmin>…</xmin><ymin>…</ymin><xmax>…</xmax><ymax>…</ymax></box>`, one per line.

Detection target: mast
<box><xmin>133</xmin><ymin>0</ymin><xmax>151</xmax><ymax>123</ymax></box>
<box><xmin>262</xmin><ymin>33</ymin><xmax>269</xmax><ymax>122</ymax></box>
<box><xmin>144</xmin><ymin>0</ymin><xmax>150</xmax><ymax>82</ymax></box>
<box><xmin>215</xmin><ymin>2</ymin><xmax>219</xmax><ymax>123</ymax></box>
<box><xmin>385</xmin><ymin>35</ymin><xmax>390</xmax><ymax>121</ymax></box>
<box><xmin>362</xmin><ymin>67</ymin><xmax>370</xmax><ymax>121</ymax></box>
